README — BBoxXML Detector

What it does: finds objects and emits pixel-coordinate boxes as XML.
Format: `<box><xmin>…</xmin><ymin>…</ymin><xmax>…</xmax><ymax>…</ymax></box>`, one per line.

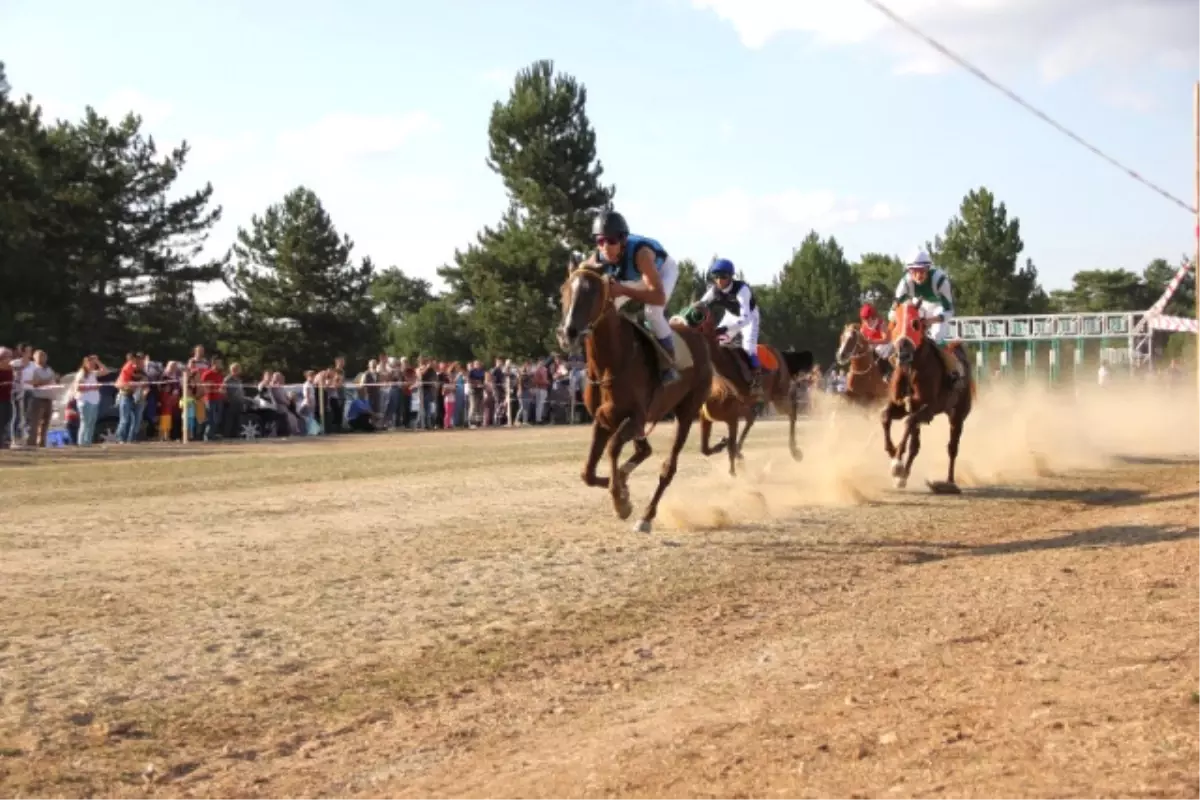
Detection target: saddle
<box><xmin>621</xmin><ymin>308</ymin><xmax>693</xmax><ymax>375</ymax></box>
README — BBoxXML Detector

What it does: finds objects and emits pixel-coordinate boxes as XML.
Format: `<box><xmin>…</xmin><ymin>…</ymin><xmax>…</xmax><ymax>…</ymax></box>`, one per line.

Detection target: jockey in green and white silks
<box><xmin>889</xmin><ymin>248</ymin><xmax>966</xmax><ymax>387</ymax></box>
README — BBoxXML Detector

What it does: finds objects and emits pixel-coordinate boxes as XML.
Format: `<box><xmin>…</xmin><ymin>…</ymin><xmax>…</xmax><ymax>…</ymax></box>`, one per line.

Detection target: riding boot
<box><xmin>656</xmin><ymin>336</ymin><xmax>680</xmax><ymax>384</ymax></box>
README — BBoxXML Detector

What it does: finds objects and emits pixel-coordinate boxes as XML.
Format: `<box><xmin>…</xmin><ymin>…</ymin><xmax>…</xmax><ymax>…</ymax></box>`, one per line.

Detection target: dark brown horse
<box><xmin>558</xmin><ymin>264</ymin><xmax>714</xmax><ymax>533</ymax></box>
<box><xmin>676</xmin><ymin>303</ymin><xmax>810</xmax><ymax>475</ymax></box>
<box><xmin>881</xmin><ymin>301</ymin><xmax>975</xmax><ymax>494</ymax></box>
<box><xmin>833</xmin><ymin>323</ymin><xmax>890</xmax><ymax>409</ymax></box>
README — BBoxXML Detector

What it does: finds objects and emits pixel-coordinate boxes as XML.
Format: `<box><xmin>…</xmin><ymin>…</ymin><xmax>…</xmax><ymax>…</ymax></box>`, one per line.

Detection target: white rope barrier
<box><xmin>0</xmin><ymin>373</ymin><xmax>596</xmax><ymax>448</ymax></box>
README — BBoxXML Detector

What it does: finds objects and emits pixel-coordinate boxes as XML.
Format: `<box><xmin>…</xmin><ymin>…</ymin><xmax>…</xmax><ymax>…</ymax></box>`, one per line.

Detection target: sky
<box><xmin>1</xmin><ymin>0</ymin><xmax>1197</xmax><ymax>304</ymax></box>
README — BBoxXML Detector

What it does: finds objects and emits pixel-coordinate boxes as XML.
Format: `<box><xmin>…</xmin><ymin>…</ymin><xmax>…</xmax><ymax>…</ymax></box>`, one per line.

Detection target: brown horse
<box><xmin>881</xmin><ymin>301</ymin><xmax>975</xmax><ymax>494</ymax></box>
<box><xmin>676</xmin><ymin>303</ymin><xmax>810</xmax><ymax>475</ymax></box>
<box><xmin>558</xmin><ymin>264</ymin><xmax>714</xmax><ymax>533</ymax></box>
<box><xmin>833</xmin><ymin>323</ymin><xmax>890</xmax><ymax>408</ymax></box>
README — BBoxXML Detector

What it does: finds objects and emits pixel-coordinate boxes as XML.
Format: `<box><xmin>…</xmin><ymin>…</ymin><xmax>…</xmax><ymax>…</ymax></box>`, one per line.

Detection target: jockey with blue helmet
<box><xmin>590</xmin><ymin>209</ymin><xmax>681</xmax><ymax>384</ymax></box>
<box><xmin>699</xmin><ymin>257</ymin><xmax>763</xmax><ymax>389</ymax></box>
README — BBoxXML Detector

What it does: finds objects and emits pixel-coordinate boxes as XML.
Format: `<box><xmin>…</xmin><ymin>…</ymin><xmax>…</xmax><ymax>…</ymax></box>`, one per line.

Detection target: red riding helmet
<box><xmin>859</xmin><ymin>303</ymin><xmax>878</xmax><ymax>321</ymax></box>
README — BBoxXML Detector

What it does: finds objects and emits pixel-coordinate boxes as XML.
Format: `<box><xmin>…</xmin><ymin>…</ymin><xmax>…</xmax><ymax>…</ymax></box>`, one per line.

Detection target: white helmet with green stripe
<box><xmin>907</xmin><ymin>249</ymin><xmax>933</xmax><ymax>270</ymax></box>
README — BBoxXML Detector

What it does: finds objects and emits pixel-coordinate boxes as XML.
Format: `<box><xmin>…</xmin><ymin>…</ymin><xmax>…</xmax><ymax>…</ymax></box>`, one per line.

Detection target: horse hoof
<box><xmin>892</xmin><ymin>475</ymin><xmax>908</xmax><ymax>490</ymax></box>
<box><xmin>789</xmin><ymin>447</ymin><xmax>804</xmax><ymax>463</ymax></box>
<box><xmin>632</xmin><ymin>519</ymin><xmax>652</xmax><ymax>534</ymax></box>
<box><xmin>925</xmin><ymin>480</ymin><xmax>961</xmax><ymax>495</ymax></box>
<box><xmin>615</xmin><ymin>500</ymin><xmax>634</xmax><ymax>520</ymax></box>
<box><xmin>889</xmin><ymin>458</ymin><xmax>905</xmax><ymax>478</ymax></box>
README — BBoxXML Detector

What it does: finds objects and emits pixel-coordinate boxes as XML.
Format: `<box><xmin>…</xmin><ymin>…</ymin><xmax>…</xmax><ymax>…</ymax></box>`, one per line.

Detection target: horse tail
<box><xmin>782</xmin><ymin>349</ymin><xmax>814</xmax><ymax>376</ymax></box>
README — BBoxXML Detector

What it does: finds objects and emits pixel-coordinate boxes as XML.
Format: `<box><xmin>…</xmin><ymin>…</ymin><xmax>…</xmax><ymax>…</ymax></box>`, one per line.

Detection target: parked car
<box><xmin>54</xmin><ymin>372</ymin><xmax>287</xmax><ymax>443</ymax></box>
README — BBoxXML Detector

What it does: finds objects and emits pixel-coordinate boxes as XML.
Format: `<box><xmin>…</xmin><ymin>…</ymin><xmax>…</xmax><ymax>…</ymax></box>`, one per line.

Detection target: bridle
<box><xmin>563</xmin><ymin>267</ymin><xmax>637</xmax><ymax>389</ymax></box>
<box><xmin>565</xmin><ymin>267</ymin><xmax>612</xmax><ymax>336</ymax></box>
<box><xmin>838</xmin><ymin>325</ymin><xmax>876</xmax><ymax>376</ymax></box>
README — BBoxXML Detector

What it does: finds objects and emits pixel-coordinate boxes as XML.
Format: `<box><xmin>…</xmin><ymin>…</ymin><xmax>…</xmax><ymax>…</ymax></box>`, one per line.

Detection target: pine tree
<box><xmin>215</xmin><ymin>187</ymin><xmax>381</xmax><ymax>375</ymax></box>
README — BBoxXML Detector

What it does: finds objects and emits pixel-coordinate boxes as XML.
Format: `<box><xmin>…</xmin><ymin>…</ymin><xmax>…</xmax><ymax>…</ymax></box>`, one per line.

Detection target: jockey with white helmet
<box><xmin>699</xmin><ymin>257</ymin><xmax>763</xmax><ymax>389</ymax></box>
<box><xmin>889</xmin><ymin>248</ymin><xmax>965</xmax><ymax>388</ymax></box>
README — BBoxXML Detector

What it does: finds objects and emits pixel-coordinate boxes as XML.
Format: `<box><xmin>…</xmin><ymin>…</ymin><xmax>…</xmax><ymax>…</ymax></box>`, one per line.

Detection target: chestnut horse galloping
<box><xmin>677</xmin><ymin>302</ymin><xmax>811</xmax><ymax>476</ymax></box>
<box><xmin>834</xmin><ymin>322</ymin><xmax>890</xmax><ymax>409</ymax></box>
<box><xmin>558</xmin><ymin>263</ymin><xmax>714</xmax><ymax>533</ymax></box>
<box><xmin>881</xmin><ymin>301</ymin><xmax>975</xmax><ymax>494</ymax></box>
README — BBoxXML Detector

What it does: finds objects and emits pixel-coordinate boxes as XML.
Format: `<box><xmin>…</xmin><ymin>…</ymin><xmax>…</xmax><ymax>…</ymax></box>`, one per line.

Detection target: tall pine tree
<box><xmin>215</xmin><ymin>187</ymin><xmax>381</xmax><ymax>375</ymax></box>
<box><xmin>930</xmin><ymin>187</ymin><xmax>1048</xmax><ymax>315</ymax></box>
<box><xmin>439</xmin><ymin>59</ymin><xmax>614</xmax><ymax>357</ymax></box>
<box><xmin>759</xmin><ymin>232</ymin><xmax>860</xmax><ymax>357</ymax></box>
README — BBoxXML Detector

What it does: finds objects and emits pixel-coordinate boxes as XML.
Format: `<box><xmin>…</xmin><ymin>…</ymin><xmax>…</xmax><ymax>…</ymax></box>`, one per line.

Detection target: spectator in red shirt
<box><xmin>115</xmin><ymin>353</ymin><xmax>145</xmax><ymax>443</ymax></box>
<box><xmin>199</xmin><ymin>358</ymin><xmax>226</xmax><ymax>441</ymax></box>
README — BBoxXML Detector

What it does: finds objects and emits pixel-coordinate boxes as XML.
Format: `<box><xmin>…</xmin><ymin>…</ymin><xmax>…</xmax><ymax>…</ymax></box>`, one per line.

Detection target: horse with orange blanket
<box><xmin>675</xmin><ymin>302</ymin><xmax>812</xmax><ymax>475</ymax></box>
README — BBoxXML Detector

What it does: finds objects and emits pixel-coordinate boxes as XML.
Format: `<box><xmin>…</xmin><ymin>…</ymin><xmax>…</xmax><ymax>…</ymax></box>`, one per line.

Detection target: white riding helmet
<box><xmin>907</xmin><ymin>249</ymin><xmax>933</xmax><ymax>270</ymax></box>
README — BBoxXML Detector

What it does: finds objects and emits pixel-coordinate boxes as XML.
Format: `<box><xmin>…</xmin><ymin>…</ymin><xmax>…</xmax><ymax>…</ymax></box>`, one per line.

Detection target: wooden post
<box><xmin>1194</xmin><ymin>82</ymin><xmax>1199</xmax><ymax>379</ymax></box>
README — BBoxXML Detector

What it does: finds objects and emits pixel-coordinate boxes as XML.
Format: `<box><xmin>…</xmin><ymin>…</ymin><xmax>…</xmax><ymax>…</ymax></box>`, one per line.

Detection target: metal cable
<box><xmin>861</xmin><ymin>0</ymin><xmax>1197</xmax><ymax>214</ymax></box>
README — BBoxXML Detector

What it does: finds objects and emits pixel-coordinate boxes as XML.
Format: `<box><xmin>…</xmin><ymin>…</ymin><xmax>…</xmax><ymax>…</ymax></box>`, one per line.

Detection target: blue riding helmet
<box><xmin>709</xmin><ymin>258</ymin><xmax>735</xmax><ymax>278</ymax></box>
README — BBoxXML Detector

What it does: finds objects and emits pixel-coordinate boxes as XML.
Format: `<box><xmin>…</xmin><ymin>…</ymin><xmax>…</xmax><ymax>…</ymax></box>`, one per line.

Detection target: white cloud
<box><xmin>691</xmin><ymin>0</ymin><xmax>1198</xmax><ymax>84</ymax></box>
<box><xmin>480</xmin><ymin>67</ymin><xmax>511</xmax><ymax>88</ymax></box>
<box><xmin>35</xmin><ymin>88</ymin><xmax>174</xmax><ymax>127</ymax></box>
<box><xmin>187</xmin><ymin>132</ymin><xmax>261</xmax><ymax>168</ymax></box>
<box><xmin>672</xmin><ymin>189</ymin><xmax>897</xmax><ymax>255</ymax></box>
<box><xmin>98</xmin><ymin>88</ymin><xmax>173</xmax><ymax>127</ymax></box>
<box><xmin>275</xmin><ymin>110</ymin><xmax>440</xmax><ymax>168</ymax></box>
<box><xmin>680</xmin><ymin>188</ymin><xmax>895</xmax><ymax>241</ymax></box>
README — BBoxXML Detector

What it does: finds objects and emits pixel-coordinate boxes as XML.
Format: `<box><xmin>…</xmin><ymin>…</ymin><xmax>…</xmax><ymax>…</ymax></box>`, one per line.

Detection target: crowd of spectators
<box><xmin>0</xmin><ymin>343</ymin><xmax>596</xmax><ymax>449</ymax></box>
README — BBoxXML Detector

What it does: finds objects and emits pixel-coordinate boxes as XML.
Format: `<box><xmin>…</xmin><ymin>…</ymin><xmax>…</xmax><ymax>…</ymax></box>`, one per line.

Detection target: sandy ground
<box><xmin>0</xmin><ymin>382</ymin><xmax>1197</xmax><ymax>799</ymax></box>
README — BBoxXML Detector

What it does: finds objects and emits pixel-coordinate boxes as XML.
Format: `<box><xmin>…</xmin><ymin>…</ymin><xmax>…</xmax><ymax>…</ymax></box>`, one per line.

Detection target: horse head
<box><xmin>558</xmin><ymin>258</ymin><xmax>612</xmax><ymax>354</ymax></box>
<box><xmin>891</xmin><ymin>300</ymin><xmax>926</xmax><ymax>366</ymax></box>
<box><xmin>675</xmin><ymin>301</ymin><xmax>716</xmax><ymax>338</ymax></box>
<box><xmin>835</xmin><ymin>322</ymin><xmax>865</xmax><ymax>367</ymax></box>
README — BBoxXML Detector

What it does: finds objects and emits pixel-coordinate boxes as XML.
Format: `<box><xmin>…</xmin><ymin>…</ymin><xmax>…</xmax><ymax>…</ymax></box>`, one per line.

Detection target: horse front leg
<box><xmin>607</xmin><ymin>417</ymin><xmax>638</xmax><ymax>520</ymax></box>
<box><xmin>700</xmin><ymin>414</ymin><xmax>725</xmax><ymax>456</ymax></box>
<box><xmin>896</xmin><ymin>418</ymin><xmax>922</xmax><ymax>489</ymax></box>
<box><xmin>619</xmin><ymin>435</ymin><xmax>653</xmax><ymax>482</ymax></box>
<box><xmin>881</xmin><ymin>402</ymin><xmax>903</xmax><ymax>459</ymax></box>
<box><xmin>581</xmin><ymin>420</ymin><xmax>614</xmax><ymax>489</ymax></box>
<box><xmin>726</xmin><ymin>417</ymin><xmax>740</xmax><ymax>476</ymax></box>
<box><xmin>735</xmin><ymin>407</ymin><xmax>754</xmax><ymax>464</ymax></box>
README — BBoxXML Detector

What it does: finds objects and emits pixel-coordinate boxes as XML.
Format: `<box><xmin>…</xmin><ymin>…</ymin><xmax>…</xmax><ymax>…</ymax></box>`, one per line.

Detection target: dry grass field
<box><xmin>1</xmin><ymin>382</ymin><xmax>1197</xmax><ymax>798</ymax></box>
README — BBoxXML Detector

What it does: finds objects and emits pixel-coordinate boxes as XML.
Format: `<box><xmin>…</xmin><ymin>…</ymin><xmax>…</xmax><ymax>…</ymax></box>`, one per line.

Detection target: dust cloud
<box><xmin>660</xmin><ymin>380</ymin><xmax>1199</xmax><ymax>531</ymax></box>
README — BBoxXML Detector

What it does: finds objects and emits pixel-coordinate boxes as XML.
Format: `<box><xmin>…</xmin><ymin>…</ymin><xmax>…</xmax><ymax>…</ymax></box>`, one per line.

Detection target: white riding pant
<box><xmin>614</xmin><ymin>256</ymin><xmax>678</xmax><ymax>340</ymax></box>
<box><xmin>872</xmin><ymin>342</ymin><xmax>893</xmax><ymax>359</ymax></box>
<box><xmin>722</xmin><ymin>309</ymin><xmax>760</xmax><ymax>359</ymax></box>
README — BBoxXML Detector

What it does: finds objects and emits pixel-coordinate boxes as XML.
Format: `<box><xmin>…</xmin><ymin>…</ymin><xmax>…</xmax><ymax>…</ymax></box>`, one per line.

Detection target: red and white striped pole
<box><xmin>1193</xmin><ymin>81</ymin><xmax>1198</xmax><ymax>379</ymax></box>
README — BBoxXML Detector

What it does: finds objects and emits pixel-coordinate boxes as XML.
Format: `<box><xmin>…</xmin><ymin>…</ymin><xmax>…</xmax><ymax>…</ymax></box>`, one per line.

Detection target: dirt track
<box><xmin>1</xmin><ymin>387</ymin><xmax>1197</xmax><ymax>798</ymax></box>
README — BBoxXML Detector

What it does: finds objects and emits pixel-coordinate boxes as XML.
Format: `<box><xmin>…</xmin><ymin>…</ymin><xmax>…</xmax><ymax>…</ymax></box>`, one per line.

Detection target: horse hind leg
<box><xmin>928</xmin><ymin>414</ymin><xmax>965</xmax><ymax>495</ymax></box>
<box><xmin>636</xmin><ymin>406</ymin><xmax>699</xmax><ymax>533</ymax></box>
